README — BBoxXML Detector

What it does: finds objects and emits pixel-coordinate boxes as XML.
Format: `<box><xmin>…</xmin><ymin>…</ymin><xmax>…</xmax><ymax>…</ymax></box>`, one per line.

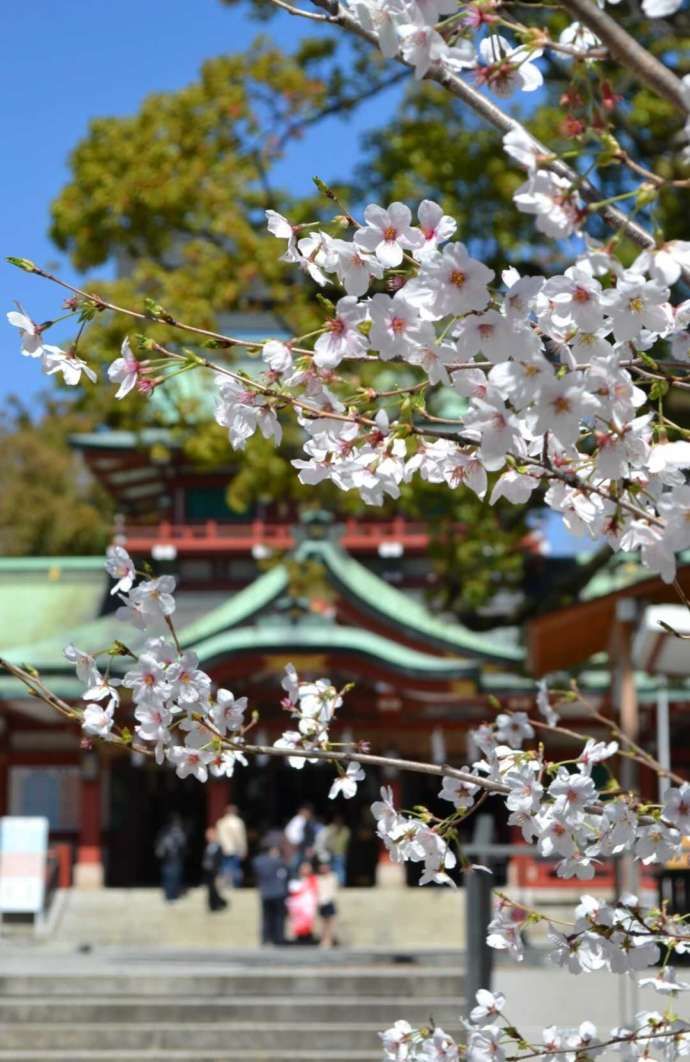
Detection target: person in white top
<box><xmin>284</xmin><ymin>803</ymin><xmax>321</xmax><ymax>869</ymax></box>
<box><xmin>216</xmin><ymin>804</ymin><xmax>248</xmax><ymax>887</ymax></box>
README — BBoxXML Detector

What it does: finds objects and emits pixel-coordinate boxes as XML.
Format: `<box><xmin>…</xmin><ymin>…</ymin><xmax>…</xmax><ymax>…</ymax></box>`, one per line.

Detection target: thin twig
<box><xmin>270</xmin><ymin>0</ymin><xmax>336</xmax><ymax>19</ymax></box>
<box><xmin>298</xmin><ymin>0</ymin><xmax>665</xmax><ymax>254</ymax></box>
<box><xmin>557</xmin><ymin>0</ymin><xmax>689</xmax><ymax>116</ymax></box>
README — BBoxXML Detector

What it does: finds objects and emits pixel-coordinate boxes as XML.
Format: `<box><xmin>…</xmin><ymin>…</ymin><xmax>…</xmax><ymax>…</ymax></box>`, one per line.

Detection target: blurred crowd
<box><xmin>154</xmin><ymin>803</ymin><xmax>351</xmax><ymax>946</ymax></box>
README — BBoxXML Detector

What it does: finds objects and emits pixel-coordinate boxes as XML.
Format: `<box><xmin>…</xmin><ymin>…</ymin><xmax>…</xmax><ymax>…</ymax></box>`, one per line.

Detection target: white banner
<box><xmin>0</xmin><ymin>816</ymin><xmax>49</xmax><ymax>914</ymax></box>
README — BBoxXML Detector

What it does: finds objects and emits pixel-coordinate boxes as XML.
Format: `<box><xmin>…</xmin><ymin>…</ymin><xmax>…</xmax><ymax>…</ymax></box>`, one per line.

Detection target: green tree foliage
<box><xmin>23</xmin><ymin>6</ymin><xmax>683</xmax><ymax>611</ymax></box>
<box><xmin>0</xmin><ymin>399</ymin><xmax>112</xmax><ymax>556</ymax></box>
<box><xmin>10</xmin><ymin>26</ymin><xmax>531</xmax><ymax>609</ymax></box>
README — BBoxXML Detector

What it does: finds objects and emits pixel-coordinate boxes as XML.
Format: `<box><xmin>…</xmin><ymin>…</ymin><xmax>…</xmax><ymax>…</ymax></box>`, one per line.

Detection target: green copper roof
<box><xmin>0</xmin><ymin>557</ymin><xmax>104</xmax><ymax>572</ymax></box>
<box><xmin>0</xmin><ymin>539</ymin><xmax>525</xmax><ymax>688</ymax></box>
<box><xmin>0</xmin><ymin>560</ymin><xmax>106</xmax><ymax>653</ymax></box>
<box><xmin>0</xmin><ymin>675</ymin><xmax>87</xmax><ymax>701</ymax></box>
<box><xmin>177</xmin><ymin>565</ymin><xmax>287</xmax><ymax>645</ymax></box>
<box><xmin>580</xmin><ymin>549</ymin><xmax>690</xmax><ymax>602</ymax></box>
<box><xmin>293</xmin><ymin>539</ymin><xmax>524</xmax><ymax>664</ymax></box>
<box><xmin>188</xmin><ymin>623</ymin><xmax>480</xmax><ymax>679</ymax></box>
<box><xmin>1</xmin><ymin>565</ymin><xmax>289</xmax><ymax>672</ymax></box>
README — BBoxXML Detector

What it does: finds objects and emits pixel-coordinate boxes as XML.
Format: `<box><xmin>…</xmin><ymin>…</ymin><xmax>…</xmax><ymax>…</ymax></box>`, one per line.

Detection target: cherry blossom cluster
<box><xmin>485</xmin><ymin>888</ymin><xmax>690</xmax><ymax>975</ymax></box>
<box><xmin>381</xmin><ymin>986</ymin><xmax>690</xmax><ymax>1062</ymax></box>
<box><xmin>59</xmin><ymin>549</ymin><xmax>690</xmax><ymax>916</ymax></box>
<box><xmin>367</xmin><ymin>700</ymin><xmax>690</xmax><ymax>968</ymax></box>
<box><xmin>465</xmin><ymin>707</ymin><xmax>690</xmax><ymax>883</ymax></box>
<box><xmin>213</xmin><ymin>199</ymin><xmax>690</xmax><ymax>585</ymax></box>
<box><xmin>62</xmin><ymin>545</ymin><xmax>362</xmax><ymax>795</ymax></box>
<box><xmin>342</xmin><ymin>0</ymin><xmax>679</xmax><ymax>100</ymax></box>
<box><xmin>9</xmin><ymin>193</ymin><xmax>690</xmax><ymax>585</ymax></box>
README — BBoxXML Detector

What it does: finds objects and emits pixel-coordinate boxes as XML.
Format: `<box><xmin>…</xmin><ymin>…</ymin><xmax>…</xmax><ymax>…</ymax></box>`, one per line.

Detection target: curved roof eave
<box><xmin>191</xmin><ymin>623</ymin><xmax>481</xmax><ymax>680</ymax></box>
<box><xmin>294</xmin><ymin>539</ymin><xmax>525</xmax><ymax>665</ymax></box>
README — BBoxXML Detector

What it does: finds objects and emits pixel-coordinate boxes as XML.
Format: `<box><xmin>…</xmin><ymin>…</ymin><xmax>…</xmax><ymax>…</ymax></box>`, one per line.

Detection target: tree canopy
<box><xmin>15</xmin><ymin>0</ymin><xmax>687</xmax><ymax>614</ymax></box>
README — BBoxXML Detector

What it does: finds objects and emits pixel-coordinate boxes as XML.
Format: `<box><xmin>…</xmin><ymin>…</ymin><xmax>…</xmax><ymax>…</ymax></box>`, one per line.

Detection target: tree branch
<box><xmin>275</xmin><ymin>68</ymin><xmax>409</xmax><ymax>152</ymax></box>
<box><xmin>557</xmin><ymin>0</ymin><xmax>689</xmax><ymax>116</ymax></box>
<box><xmin>299</xmin><ymin>0</ymin><xmax>663</xmax><ymax>253</ymax></box>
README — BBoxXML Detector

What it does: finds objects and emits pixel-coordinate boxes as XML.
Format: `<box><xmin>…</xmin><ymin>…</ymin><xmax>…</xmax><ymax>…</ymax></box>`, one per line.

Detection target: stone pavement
<box><xmin>4</xmin><ymin>885</ymin><xmax>468</xmax><ymax>952</ymax></box>
<box><xmin>0</xmin><ymin>886</ymin><xmax>675</xmax><ymax>1060</ymax></box>
<box><xmin>495</xmin><ymin>965</ymin><xmax>681</xmax><ymax>1044</ymax></box>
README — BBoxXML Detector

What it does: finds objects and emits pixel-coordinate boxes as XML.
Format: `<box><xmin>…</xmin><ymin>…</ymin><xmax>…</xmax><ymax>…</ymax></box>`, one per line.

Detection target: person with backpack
<box><xmin>155</xmin><ymin>813</ymin><xmax>187</xmax><ymax>902</ymax></box>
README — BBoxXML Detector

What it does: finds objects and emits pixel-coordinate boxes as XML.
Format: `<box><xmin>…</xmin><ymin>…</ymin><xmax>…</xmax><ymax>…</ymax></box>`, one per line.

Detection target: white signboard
<box><xmin>0</xmin><ymin>817</ymin><xmax>49</xmax><ymax>914</ymax></box>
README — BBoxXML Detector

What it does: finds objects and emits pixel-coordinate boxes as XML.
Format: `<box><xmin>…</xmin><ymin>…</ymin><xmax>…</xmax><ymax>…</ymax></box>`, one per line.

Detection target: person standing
<box><xmin>286</xmin><ymin>861</ymin><xmax>319</xmax><ymax>944</ymax></box>
<box><xmin>202</xmin><ymin>826</ymin><xmax>228</xmax><ymax>913</ymax></box>
<box><xmin>319</xmin><ymin>814</ymin><xmax>350</xmax><ymax>886</ymax></box>
<box><xmin>252</xmin><ymin>841</ymin><xmax>288</xmax><ymax>946</ymax></box>
<box><xmin>155</xmin><ymin>813</ymin><xmax>187</xmax><ymax>903</ymax></box>
<box><xmin>316</xmin><ymin>857</ymin><xmax>339</xmax><ymax>948</ymax></box>
<box><xmin>216</xmin><ymin>804</ymin><xmax>247</xmax><ymax>888</ymax></box>
<box><xmin>284</xmin><ymin>803</ymin><xmax>319</xmax><ymax>868</ymax></box>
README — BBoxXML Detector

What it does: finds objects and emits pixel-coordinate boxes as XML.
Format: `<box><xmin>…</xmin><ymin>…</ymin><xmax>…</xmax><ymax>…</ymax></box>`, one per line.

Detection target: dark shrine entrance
<box><xmin>229</xmin><ymin>759</ymin><xmax>381</xmax><ymax>887</ymax></box>
<box><xmin>104</xmin><ymin>756</ymin><xmax>381</xmax><ymax>887</ymax></box>
<box><xmin>106</xmin><ymin>758</ymin><xmax>207</xmax><ymax>887</ymax></box>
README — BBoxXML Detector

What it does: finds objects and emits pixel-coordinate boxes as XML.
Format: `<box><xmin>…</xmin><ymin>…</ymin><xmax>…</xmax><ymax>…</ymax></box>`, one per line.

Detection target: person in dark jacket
<box><xmin>202</xmin><ymin>826</ymin><xmax>228</xmax><ymax>912</ymax></box>
<box><xmin>155</xmin><ymin>813</ymin><xmax>187</xmax><ymax>902</ymax></box>
<box><xmin>252</xmin><ymin>842</ymin><xmax>288</xmax><ymax>946</ymax></box>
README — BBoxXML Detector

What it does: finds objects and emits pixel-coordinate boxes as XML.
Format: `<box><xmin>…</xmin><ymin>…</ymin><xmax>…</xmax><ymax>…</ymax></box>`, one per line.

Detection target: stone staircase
<box><xmin>0</xmin><ymin>952</ymin><xmax>465</xmax><ymax>1061</ymax></box>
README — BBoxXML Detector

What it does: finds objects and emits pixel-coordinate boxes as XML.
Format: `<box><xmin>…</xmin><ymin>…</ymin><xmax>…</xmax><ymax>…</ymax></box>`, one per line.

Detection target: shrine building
<box><xmin>2</xmin><ymin>318</ymin><xmax>690</xmax><ymax>889</ymax></box>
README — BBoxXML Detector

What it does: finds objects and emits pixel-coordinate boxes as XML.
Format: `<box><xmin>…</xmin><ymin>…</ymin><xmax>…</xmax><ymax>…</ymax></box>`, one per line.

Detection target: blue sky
<box><xmin>1</xmin><ymin>0</ymin><xmax>400</xmax><ymax>405</ymax></box>
<box><xmin>1</xmin><ymin>0</ymin><xmax>588</xmax><ymax>555</ymax></box>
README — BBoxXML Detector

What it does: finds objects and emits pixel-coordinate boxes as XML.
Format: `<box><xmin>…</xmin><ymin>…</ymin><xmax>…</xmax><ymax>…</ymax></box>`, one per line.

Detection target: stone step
<box><xmin>0</xmin><ymin>969</ymin><xmax>464</xmax><ymax>997</ymax></box>
<box><xmin>0</xmin><ymin>1054</ymin><xmax>381</xmax><ymax>1061</ymax></box>
<box><xmin>0</xmin><ymin>995</ymin><xmax>462</xmax><ymax>1025</ymax></box>
<box><xmin>0</xmin><ymin>1022</ymin><xmax>464</xmax><ymax>1052</ymax></box>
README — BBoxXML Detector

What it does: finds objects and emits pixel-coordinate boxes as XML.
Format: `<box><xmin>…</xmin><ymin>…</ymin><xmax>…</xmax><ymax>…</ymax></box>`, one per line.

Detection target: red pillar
<box><xmin>74</xmin><ymin>770</ymin><xmax>104</xmax><ymax>888</ymax></box>
<box><xmin>207</xmin><ymin>779</ymin><xmax>230</xmax><ymax>827</ymax></box>
<box><xmin>0</xmin><ymin>754</ymin><xmax>7</xmax><ymax>817</ymax></box>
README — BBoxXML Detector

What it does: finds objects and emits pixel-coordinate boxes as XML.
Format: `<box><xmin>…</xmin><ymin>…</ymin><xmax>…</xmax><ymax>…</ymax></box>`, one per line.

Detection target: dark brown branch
<box><xmin>305</xmin><ymin>0</ymin><xmax>663</xmax><ymax>253</ymax></box>
<box><xmin>557</xmin><ymin>0</ymin><xmax>689</xmax><ymax>115</ymax></box>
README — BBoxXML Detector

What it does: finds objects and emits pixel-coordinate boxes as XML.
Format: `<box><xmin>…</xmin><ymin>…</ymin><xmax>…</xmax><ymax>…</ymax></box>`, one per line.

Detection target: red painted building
<box><xmin>2</xmin><ymin>395</ymin><xmax>689</xmax><ymax>889</ymax></box>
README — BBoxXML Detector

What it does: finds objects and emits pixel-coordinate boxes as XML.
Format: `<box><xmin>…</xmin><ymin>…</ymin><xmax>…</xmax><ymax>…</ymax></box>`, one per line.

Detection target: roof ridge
<box><xmin>293</xmin><ymin>539</ymin><xmax>524</xmax><ymax>665</ymax></box>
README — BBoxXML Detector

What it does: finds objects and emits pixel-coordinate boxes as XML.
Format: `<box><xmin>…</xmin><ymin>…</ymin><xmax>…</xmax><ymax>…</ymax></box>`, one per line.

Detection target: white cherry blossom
<box><xmin>354</xmin><ymin>202</ymin><xmax>424</xmax><ymax>267</ymax></box>
<box><xmin>7</xmin><ymin>309</ymin><xmax>44</xmax><ymax>357</ymax></box>
<box><xmin>105</xmin><ymin>545</ymin><xmax>136</xmax><ymax>595</ymax></box>
<box><xmin>108</xmin><ymin>337</ymin><xmax>141</xmax><ymax>398</ymax></box>
<box><xmin>313</xmin><ymin>296</ymin><xmax>368</xmax><ymax>369</ymax></box>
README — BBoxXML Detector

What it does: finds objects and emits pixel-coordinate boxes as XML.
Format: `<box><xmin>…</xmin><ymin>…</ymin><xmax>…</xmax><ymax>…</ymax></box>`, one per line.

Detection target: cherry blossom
<box><xmin>329</xmin><ymin>761</ymin><xmax>366</xmax><ymax>799</ymax></box>
<box><xmin>6</xmin><ymin>309</ymin><xmax>44</xmax><ymax>357</ymax></box>
<box><xmin>105</xmin><ymin>545</ymin><xmax>136</xmax><ymax>595</ymax></box>
<box><xmin>108</xmin><ymin>337</ymin><xmax>141</xmax><ymax>398</ymax></box>
<box><xmin>414</xmin><ymin>200</ymin><xmax>457</xmax><ymax>262</ymax></box>
<box><xmin>313</xmin><ymin>296</ymin><xmax>368</xmax><ymax>369</ymax></box>
<box><xmin>43</xmin><ymin>345</ymin><xmax>97</xmax><ymax>386</ymax></box>
<box><xmin>477</xmin><ymin>35</ymin><xmax>544</xmax><ymax>97</ymax></box>
<box><xmin>662</xmin><ymin>783</ymin><xmax>690</xmax><ymax>835</ymax></box>
<box><xmin>513</xmin><ymin>171</ymin><xmax>582</xmax><ymax>238</ymax></box>
<box><xmin>354</xmin><ymin>202</ymin><xmax>424</xmax><ymax>267</ymax></box>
